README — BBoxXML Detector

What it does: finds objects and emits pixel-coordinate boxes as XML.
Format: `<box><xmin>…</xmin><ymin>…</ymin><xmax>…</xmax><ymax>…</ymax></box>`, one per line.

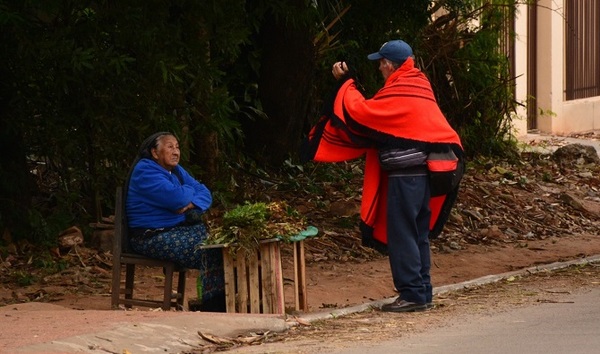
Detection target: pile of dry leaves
<box><xmin>440</xmin><ymin>142</ymin><xmax>600</xmax><ymax>249</ymax></box>
<box><xmin>287</xmin><ymin>140</ymin><xmax>600</xmax><ymax>261</ymax></box>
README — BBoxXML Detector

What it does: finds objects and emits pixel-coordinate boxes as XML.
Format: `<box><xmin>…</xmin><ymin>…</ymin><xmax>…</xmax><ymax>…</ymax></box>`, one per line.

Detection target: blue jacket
<box><xmin>126</xmin><ymin>158</ymin><xmax>212</xmax><ymax>229</ymax></box>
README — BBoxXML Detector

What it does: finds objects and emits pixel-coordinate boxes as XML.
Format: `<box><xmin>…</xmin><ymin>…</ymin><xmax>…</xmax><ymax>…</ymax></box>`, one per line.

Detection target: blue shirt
<box><xmin>126</xmin><ymin>158</ymin><xmax>212</xmax><ymax>229</ymax></box>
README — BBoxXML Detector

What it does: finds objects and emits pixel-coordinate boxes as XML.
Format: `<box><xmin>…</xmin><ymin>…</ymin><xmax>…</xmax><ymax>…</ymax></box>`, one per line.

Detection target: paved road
<box><xmin>332</xmin><ymin>287</ymin><xmax>600</xmax><ymax>354</ymax></box>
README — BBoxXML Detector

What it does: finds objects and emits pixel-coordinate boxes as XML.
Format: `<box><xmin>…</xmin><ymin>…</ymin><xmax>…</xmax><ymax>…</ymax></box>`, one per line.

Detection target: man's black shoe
<box><xmin>381</xmin><ymin>298</ymin><xmax>427</xmax><ymax>313</ymax></box>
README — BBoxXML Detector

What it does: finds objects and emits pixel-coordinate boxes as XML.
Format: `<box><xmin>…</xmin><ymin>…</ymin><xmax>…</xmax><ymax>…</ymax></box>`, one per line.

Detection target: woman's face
<box><xmin>151</xmin><ymin>135</ymin><xmax>180</xmax><ymax>171</ymax></box>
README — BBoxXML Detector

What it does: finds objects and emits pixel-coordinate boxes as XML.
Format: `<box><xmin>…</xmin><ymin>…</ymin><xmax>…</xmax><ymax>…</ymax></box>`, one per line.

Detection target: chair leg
<box><xmin>176</xmin><ymin>270</ymin><xmax>187</xmax><ymax>309</ymax></box>
<box><xmin>163</xmin><ymin>265</ymin><xmax>175</xmax><ymax>310</ymax></box>
<box><xmin>111</xmin><ymin>260</ymin><xmax>122</xmax><ymax>309</ymax></box>
<box><xmin>125</xmin><ymin>263</ymin><xmax>135</xmax><ymax>308</ymax></box>
<box><xmin>111</xmin><ymin>257</ymin><xmax>187</xmax><ymax>311</ymax></box>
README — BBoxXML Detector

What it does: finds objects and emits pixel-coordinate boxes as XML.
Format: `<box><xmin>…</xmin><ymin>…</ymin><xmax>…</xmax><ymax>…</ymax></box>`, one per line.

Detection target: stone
<box><xmin>551</xmin><ymin>143</ymin><xmax>600</xmax><ymax>164</ymax></box>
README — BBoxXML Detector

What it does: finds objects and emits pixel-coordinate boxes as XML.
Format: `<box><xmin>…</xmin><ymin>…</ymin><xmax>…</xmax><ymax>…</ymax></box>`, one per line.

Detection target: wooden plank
<box><xmin>236</xmin><ymin>250</ymin><xmax>249</xmax><ymax>313</ymax></box>
<box><xmin>119</xmin><ymin>298</ymin><xmax>170</xmax><ymax>308</ymax></box>
<box><xmin>222</xmin><ymin>249</ymin><xmax>236</xmax><ymax>313</ymax></box>
<box><xmin>260</xmin><ymin>243</ymin><xmax>273</xmax><ymax>313</ymax></box>
<box><xmin>294</xmin><ymin>240</ymin><xmax>308</xmax><ymax>311</ymax></box>
<box><xmin>293</xmin><ymin>242</ymin><xmax>300</xmax><ymax>310</ymax></box>
<box><xmin>197</xmin><ymin>238</ymin><xmax>279</xmax><ymax>250</ymax></box>
<box><xmin>258</xmin><ymin>242</ymin><xmax>285</xmax><ymax>314</ymax></box>
<box><xmin>248</xmin><ymin>249</ymin><xmax>261</xmax><ymax>313</ymax></box>
<box><xmin>271</xmin><ymin>242</ymin><xmax>285</xmax><ymax>314</ymax></box>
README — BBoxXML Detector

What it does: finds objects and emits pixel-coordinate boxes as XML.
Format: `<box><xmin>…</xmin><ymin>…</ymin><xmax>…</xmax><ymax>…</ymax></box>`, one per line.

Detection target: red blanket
<box><xmin>304</xmin><ymin>58</ymin><xmax>463</xmax><ymax>248</ymax></box>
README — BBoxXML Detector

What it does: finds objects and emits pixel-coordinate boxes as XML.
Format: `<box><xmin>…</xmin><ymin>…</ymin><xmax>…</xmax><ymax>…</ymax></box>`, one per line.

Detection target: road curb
<box><xmin>293</xmin><ymin>254</ymin><xmax>600</xmax><ymax>325</ymax></box>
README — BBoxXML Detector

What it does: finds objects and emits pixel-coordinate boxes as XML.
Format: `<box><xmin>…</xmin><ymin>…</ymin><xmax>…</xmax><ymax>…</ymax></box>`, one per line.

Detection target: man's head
<box><xmin>368</xmin><ymin>40</ymin><xmax>413</xmax><ymax>80</ymax></box>
<box><xmin>368</xmin><ymin>40</ymin><xmax>413</xmax><ymax>63</ymax></box>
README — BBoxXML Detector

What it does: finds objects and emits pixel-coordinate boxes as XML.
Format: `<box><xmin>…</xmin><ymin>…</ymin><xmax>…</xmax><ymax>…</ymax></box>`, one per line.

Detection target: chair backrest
<box><xmin>113</xmin><ymin>186</ymin><xmax>132</xmax><ymax>256</ymax></box>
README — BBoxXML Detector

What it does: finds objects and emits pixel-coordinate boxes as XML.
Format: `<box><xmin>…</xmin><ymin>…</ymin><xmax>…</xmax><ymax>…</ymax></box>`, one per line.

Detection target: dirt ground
<box><xmin>38</xmin><ymin>232</ymin><xmax>600</xmax><ymax>313</ymax></box>
<box><xmin>1</xmin><ymin>233</ymin><xmax>599</xmax><ymax>353</ymax></box>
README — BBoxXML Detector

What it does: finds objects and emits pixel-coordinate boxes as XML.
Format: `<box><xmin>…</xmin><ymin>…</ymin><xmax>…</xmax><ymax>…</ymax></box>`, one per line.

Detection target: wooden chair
<box><xmin>111</xmin><ymin>187</ymin><xmax>187</xmax><ymax>311</ymax></box>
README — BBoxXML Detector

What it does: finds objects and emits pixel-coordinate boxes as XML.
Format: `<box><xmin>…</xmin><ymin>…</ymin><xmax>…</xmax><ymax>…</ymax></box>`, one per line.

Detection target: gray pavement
<box><xmin>332</xmin><ymin>287</ymin><xmax>600</xmax><ymax>354</ymax></box>
<box><xmin>15</xmin><ymin>255</ymin><xmax>600</xmax><ymax>353</ymax></box>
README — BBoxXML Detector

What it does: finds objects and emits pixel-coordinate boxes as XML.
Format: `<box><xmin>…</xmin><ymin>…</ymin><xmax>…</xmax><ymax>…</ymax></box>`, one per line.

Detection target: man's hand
<box><xmin>332</xmin><ymin>61</ymin><xmax>349</xmax><ymax>80</ymax></box>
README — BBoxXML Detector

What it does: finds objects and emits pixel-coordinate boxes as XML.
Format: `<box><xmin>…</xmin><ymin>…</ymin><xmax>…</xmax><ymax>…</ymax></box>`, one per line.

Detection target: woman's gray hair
<box><xmin>137</xmin><ymin>131</ymin><xmax>174</xmax><ymax>159</ymax></box>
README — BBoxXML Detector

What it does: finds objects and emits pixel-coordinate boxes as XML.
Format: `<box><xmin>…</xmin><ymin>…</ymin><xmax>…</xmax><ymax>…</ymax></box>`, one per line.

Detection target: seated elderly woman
<box><xmin>125</xmin><ymin>131</ymin><xmax>225</xmax><ymax>311</ymax></box>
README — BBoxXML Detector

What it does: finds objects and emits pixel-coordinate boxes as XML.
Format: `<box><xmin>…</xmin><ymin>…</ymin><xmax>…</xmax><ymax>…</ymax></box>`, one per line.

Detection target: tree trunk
<box><xmin>246</xmin><ymin>6</ymin><xmax>317</xmax><ymax>166</ymax></box>
<box><xmin>0</xmin><ymin>117</ymin><xmax>35</xmax><ymax>241</ymax></box>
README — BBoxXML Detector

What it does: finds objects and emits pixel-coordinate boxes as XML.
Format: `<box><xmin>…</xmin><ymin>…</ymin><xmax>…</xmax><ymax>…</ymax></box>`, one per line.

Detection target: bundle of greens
<box><xmin>203</xmin><ymin>201</ymin><xmax>307</xmax><ymax>256</ymax></box>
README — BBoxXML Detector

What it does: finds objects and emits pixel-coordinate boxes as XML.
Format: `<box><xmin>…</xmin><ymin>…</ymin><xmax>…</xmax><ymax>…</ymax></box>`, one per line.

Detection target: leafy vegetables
<box><xmin>204</xmin><ymin>201</ymin><xmax>307</xmax><ymax>256</ymax></box>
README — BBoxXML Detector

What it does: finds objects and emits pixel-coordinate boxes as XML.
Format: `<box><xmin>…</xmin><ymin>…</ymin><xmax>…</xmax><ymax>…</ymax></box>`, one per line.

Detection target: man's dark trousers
<box><xmin>386</xmin><ymin>174</ymin><xmax>432</xmax><ymax>304</ymax></box>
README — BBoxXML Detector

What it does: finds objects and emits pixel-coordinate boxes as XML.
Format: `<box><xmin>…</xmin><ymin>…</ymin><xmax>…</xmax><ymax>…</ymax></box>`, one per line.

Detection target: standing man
<box><xmin>303</xmin><ymin>40</ymin><xmax>463</xmax><ymax>312</ymax></box>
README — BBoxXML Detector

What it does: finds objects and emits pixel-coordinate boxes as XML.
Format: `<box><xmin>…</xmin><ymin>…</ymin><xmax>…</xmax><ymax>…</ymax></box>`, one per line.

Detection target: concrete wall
<box><xmin>512</xmin><ymin>1</ymin><xmax>530</xmax><ymax>137</ymax></box>
<box><xmin>513</xmin><ymin>0</ymin><xmax>600</xmax><ymax>137</ymax></box>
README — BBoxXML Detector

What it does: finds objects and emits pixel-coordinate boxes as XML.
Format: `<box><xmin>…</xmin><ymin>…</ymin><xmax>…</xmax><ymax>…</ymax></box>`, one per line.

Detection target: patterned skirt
<box><xmin>129</xmin><ymin>223</ymin><xmax>225</xmax><ymax>308</ymax></box>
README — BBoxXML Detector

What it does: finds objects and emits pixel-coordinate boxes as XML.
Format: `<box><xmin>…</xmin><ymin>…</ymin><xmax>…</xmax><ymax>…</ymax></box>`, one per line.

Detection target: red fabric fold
<box><xmin>305</xmin><ymin>58</ymin><xmax>463</xmax><ymax>245</ymax></box>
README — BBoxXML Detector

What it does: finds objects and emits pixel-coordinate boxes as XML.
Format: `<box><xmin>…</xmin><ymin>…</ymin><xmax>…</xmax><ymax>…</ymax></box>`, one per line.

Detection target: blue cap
<box><xmin>367</xmin><ymin>40</ymin><xmax>413</xmax><ymax>63</ymax></box>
